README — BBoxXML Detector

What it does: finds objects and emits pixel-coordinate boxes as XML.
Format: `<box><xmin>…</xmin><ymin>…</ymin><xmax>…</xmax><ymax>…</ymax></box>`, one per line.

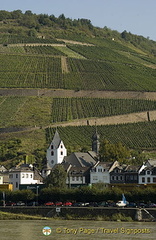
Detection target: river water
<box><xmin>0</xmin><ymin>220</ymin><xmax>155</xmax><ymax>240</ymax></box>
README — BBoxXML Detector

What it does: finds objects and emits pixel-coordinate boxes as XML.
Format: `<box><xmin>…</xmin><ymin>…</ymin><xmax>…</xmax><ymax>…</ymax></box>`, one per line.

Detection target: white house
<box><xmin>139</xmin><ymin>166</ymin><xmax>156</xmax><ymax>184</ymax></box>
<box><xmin>9</xmin><ymin>164</ymin><xmax>43</xmax><ymax>190</ymax></box>
<box><xmin>90</xmin><ymin>161</ymin><xmax>119</xmax><ymax>185</ymax></box>
<box><xmin>138</xmin><ymin>159</ymin><xmax>156</xmax><ymax>184</ymax></box>
<box><xmin>45</xmin><ymin>130</ymin><xmax>67</xmax><ymax>176</ymax></box>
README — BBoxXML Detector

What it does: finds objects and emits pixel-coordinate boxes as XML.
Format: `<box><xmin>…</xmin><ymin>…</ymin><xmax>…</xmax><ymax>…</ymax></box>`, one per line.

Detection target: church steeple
<box><xmin>46</xmin><ymin>130</ymin><xmax>67</xmax><ymax>169</ymax></box>
<box><xmin>92</xmin><ymin>124</ymin><xmax>100</xmax><ymax>154</ymax></box>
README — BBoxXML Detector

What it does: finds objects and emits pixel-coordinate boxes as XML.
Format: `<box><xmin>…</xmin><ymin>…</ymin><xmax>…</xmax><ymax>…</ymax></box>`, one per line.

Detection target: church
<box><xmin>42</xmin><ymin>129</ymin><xmax>100</xmax><ymax>187</ymax></box>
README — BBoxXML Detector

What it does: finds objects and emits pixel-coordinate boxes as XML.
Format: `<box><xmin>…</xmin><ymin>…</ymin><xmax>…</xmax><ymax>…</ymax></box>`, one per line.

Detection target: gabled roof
<box><xmin>9</xmin><ymin>164</ymin><xmax>33</xmax><ymax>172</ymax></box>
<box><xmin>146</xmin><ymin>159</ymin><xmax>156</xmax><ymax>167</ymax></box>
<box><xmin>63</xmin><ymin>152</ymin><xmax>96</xmax><ymax>168</ymax></box>
<box><xmin>0</xmin><ymin>165</ymin><xmax>7</xmax><ymax>172</ymax></box>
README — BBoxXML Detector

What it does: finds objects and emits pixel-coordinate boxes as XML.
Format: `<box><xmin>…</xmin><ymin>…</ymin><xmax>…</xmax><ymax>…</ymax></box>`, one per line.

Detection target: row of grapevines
<box><xmin>23</xmin><ymin>46</ymin><xmax>67</xmax><ymax>56</ymax></box>
<box><xmin>46</xmin><ymin>121</ymin><xmax>156</xmax><ymax>150</ymax></box>
<box><xmin>51</xmin><ymin>98</ymin><xmax>156</xmax><ymax>123</ymax></box>
<box><xmin>0</xmin><ymin>34</ymin><xmax>63</xmax><ymax>44</ymax></box>
<box><xmin>67</xmin><ymin>45</ymin><xmax>136</xmax><ymax>64</ymax></box>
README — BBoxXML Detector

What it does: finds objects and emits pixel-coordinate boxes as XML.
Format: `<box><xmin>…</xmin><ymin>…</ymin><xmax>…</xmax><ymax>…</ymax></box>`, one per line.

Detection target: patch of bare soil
<box><xmin>61</xmin><ymin>56</ymin><xmax>69</xmax><ymax>73</ymax></box>
<box><xmin>0</xmin><ymin>89</ymin><xmax>156</xmax><ymax>100</ymax></box>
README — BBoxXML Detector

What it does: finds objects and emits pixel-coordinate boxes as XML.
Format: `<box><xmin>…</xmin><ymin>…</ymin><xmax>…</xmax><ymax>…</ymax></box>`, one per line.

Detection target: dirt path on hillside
<box><xmin>0</xmin><ymin>89</ymin><xmax>156</xmax><ymax>100</ymax></box>
<box><xmin>52</xmin><ymin>110</ymin><xmax>156</xmax><ymax>127</ymax></box>
<box><xmin>0</xmin><ymin>110</ymin><xmax>156</xmax><ymax>134</ymax></box>
<box><xmin>61</xmin><ymin>56</ymin><xmax>69</xmax><ymax>73</ymax></box>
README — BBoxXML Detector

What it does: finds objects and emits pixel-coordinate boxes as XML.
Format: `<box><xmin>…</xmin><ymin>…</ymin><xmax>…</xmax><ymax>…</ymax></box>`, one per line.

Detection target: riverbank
<box><xmin>1</xmin><ymin>207</ymin><xmax>156</xmax><ymax>222</ymax></box>
<box><xmin>0</xmin><ymin>211</ymin><xmax>47</xmax><ymax>220</ymax></box>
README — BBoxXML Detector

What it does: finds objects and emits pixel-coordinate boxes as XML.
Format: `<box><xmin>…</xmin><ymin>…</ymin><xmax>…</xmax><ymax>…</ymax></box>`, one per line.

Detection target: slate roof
<box><xmin>51</xmin><ymin>130</ymin><xmax>62</xmax><ymax>148</ymax></box>
<box><xmin>146</xmin><ymin>159</ymin><xmax>156</xmax><ymax>167</ymax></box>
<box><xmin>63</xmin><ymin>152</ymin><xmax>97</xmax><ymax>168</ymax></box>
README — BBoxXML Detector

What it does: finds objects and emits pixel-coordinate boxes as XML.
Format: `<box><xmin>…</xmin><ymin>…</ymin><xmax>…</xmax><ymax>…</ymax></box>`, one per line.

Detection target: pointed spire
<box><xmin>52</xmin><ymin>129</ymin><xmax>61</xmax><ymax>148</ymax></box>
<box><xmin>92</xmin><ymin>123</ymin><xmax>100</xmax><ymax>154</ymax></box>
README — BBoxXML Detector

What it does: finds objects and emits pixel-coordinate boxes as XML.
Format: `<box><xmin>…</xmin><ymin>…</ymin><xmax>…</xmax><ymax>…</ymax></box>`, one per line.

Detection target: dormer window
<box><xmin>147</xmin><ymin>170</ymin><xmax>150</xmax><ymax>175</ymax></box>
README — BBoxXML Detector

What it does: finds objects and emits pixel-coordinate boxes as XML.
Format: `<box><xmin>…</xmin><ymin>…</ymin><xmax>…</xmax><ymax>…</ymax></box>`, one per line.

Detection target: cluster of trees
<box><xmin>121</xmin><ymin>30</ymin><xmax>156</xmax><ymax>55</ymax></box>
<box><xmin>1</xmin><ymin>185</ymin><xmax>156</xmax><ymax>204</ymax></box>
<box><xmin>0</xmin><ymin>139</ymin><xmax>46</xmax><ymax>169</ymax></box>
<box><xmin>1</xmin><ymin>10</ymin><xmax>156</xmax><ymax>55</ymax></box>
<box><xmin>99</xmin><ymin>139</ymin><xmax>146</xmax><ymax>165</ymax></box>
<box><xmin>0</xmin><ymin>10</ymin><xmax>93</xmax><ymax>31</ymax></box>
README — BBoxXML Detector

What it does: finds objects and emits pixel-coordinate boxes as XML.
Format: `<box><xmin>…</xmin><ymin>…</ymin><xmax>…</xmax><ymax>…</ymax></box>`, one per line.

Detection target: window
<box><xmin>9</xmin><ymin>174</ymin><xmax>13</xmax><ymax>178</ymax></box>
<box><xmin>16</xmin><ymin>182</ymin><xmax>18</xmax><ymax>188</ymax></box>
<box><xmin>22</xmin><ymin>174</ymin><xmax>25</xmax><ymax>178</ymax></box>
<box><xmin>61</xmin><ymin>145</ymin><xmax>63</xmax><ymax>148</ymax></box>
<box><xmin>142</xmin><ymin>177</ymin><xmax>145</xmax><ymax>183</ymax></box>
<box><xmin>147</xmin><ymin>170</ymin><xmax>150</xmax><ymax>175</ymax></box>
<box><xmin>61</xmin><ymin>151</ymin><xmax>63</xmax><ymax>155</ymax></box>
<box><xmin>147</xmin><ymin>177</ymin><xmax>150</xmax><ymax>183</ymax></box>
<box><xmin>72</xmin><ymin>177</ymin><xmax>75</xmax><ymax>181</ymax></box>
<box><xmin>111</xmin><ymin>176</ymin><xmax>114</xmax><ymax>181</ymax></box>
<box><xmin>16</xmin><ymin>174</ymin><xmax>18</xmax><ymax>178</ymax></box>
<box><xmin>93</xmin><ymin>176</ymin><xmax>98</xmax><ymax>180</ymax></box>
<box><xmin>26</xmin><ymin>174</ymin><xmax>28</xmax><ymax>178</ymax></box>
<box><xmin>51</xmin><ymin>151</ymin><xmax>54</xmax><ymax>156</ymax></box>
<box><xmin>98</xmin><ymin>168</ymin><xmax>102</xmax><ymax>172</ymax></box>
<box><xmin>153</xmin><ymin>177</ymin><xmax>156</xmax><ymax>183</ymax></box>
<box><xmin>120</xmin><ymin>176</ymin><xmax>123</xmax><ymax>180</ymax></box>
<box><xmin>51</xmin><ymin>145</ymin><xmax>53</xmax><ymax>149</ymax></box>
<box><xmin>30</xmin><ymin>174</ymin><xmax>33</xmax><ymax>178</ymax></box>
<box><xmin>116</xmin><ymin>176</ymin><xmax>118</xmax><ymax>181</ymax></box>
<box><xmin>134</xmin><ymin>175</ymin><xmax>137</xmax><ymax>180</ymax></box>
<box><xmin>76</xmin><ymin>177</ymin><xmax>79</xmax><ymax>181</ymax></box>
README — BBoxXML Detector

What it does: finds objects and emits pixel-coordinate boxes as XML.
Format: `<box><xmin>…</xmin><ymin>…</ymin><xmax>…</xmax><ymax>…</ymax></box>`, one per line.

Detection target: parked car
<box><xmin>88</xmin><ymin>202</ymin><xmax>98</xmax><ymax>207</ymax></box>
<box><xmin>16</xmin><ymin>201</ymin><xmax>25</xmax><ymax>206</ymax></box>
<box><xmin>27</xmin><ymin>201</ymin><xmax>39</xmax><ymax>206</ymax></box>
<box><xmin>6</xmin><ymin>202</ymin><xmax>16</xmax><ymax>206</ymax></box>
<box><xmin>146</xmin><ymin>203</ymin><xmax>156</xmax><ymax>208</ymax></box>
<box><xmin>44</xmin><ymin>202</ymin><xmax>55</xmax><ymax>206</ymax></box>
<box><xmin>136</xmin><ymin>202</ymin><xmax>146</xmax><ymax>208</ymax></box>
<box><xmin>98</xmin><ymin>201</ymin><xmax>109</xmax><ymax>207</ymax></box>
<box><xmin>55</xmin><ymin>202</ymin><xmax>63</xmax><ymax>206</ymax></box>
<box><xmin>127</xmin><ymin>202</ymin><xmax>137</xmax><ymax>208</ymax></box>
<box><xmin>63</xmin><ymin>201</ymin><xmax>72</xmax><ymax>206</ymax></box>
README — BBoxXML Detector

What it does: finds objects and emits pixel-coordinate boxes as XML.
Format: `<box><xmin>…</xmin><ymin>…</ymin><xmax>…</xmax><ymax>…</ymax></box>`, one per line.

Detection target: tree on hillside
<box><xmin>44</xmin><ymin>164</ymin><xmax>67</xmax><ymax>188</ymax></box>
<box><xmin>99</xmin><ymin>139</ymin><xmax>130</xmax><ymax>163</ymax></box>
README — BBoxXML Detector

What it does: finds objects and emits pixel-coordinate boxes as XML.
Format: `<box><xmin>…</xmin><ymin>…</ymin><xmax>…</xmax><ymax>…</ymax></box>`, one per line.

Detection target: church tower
<box><xmin>92</xmin><ymin>127</ymin><xmax>100</xmax><ymax>155</ymax></box>
<box><xmin>46</xmin><ymin>130</ymin><xmax>67</xmax><ymax>169</ymax></box>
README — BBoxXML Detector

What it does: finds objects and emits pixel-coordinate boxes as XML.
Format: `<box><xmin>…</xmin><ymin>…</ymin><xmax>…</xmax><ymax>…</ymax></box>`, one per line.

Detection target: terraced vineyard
<box><xmin>0</xmin><ymin>96</ymin><xmax>156</xmax><ymax>127</ymax></box>
<box><xmin>46</xmin><ymin>121</ymin><xmax>156</xmax><ymax>150</ymax></box>
<box><xmin>51</xmin><ymin>98</ymin><xmax>156</xmax><ymax>123</ymax></box>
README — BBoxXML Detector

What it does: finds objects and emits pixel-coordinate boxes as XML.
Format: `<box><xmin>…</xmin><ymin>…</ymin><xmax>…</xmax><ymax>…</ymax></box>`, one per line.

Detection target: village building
<box><xmin>90</xmin><ymin>161</ymin><xmax>119</xmax><ymax>185</ymax></box>
<box><xmin>9</xmin><ymin>164</ymin><xmax>43</xmax><ymax>190</ymax></box>
<box><xmin>124</xmin><ymin>165</ymin><xmax>139</xmax><ymax>184</ymax></box>
<box><xmin>42</xmin><ymin>130</ymin><xmax>67</xmax><ymax>177</ymax></box>
<box><xmin>0</xmin><ymin>165</ymin><xmax>9</xmax><ymax>184</ymax></box>
<box><xmin>139</xmin><ymin>166</ymin><xmax>156</xmax><ymax>184</ymax></box>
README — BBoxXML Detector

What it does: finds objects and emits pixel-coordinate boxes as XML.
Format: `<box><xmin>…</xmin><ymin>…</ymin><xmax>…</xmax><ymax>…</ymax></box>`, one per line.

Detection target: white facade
<box><xmin>9</xmin><ymin>170</ymin><xmax>42</xmax><ymax>191</ymax></box>
<box><xmin>138</xmin><ymin>169</ymin><xmax>156</xmax><ymax>184</ymax></box>
<box><xmin>46</xmin><ymin>131</ymin><xmax>67</xmax><ymax>170</ymax></box>
<box><xmin>90</xmin><ymin>164</ymin><xmax>110</xmax><ymax>184</ymax></box>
